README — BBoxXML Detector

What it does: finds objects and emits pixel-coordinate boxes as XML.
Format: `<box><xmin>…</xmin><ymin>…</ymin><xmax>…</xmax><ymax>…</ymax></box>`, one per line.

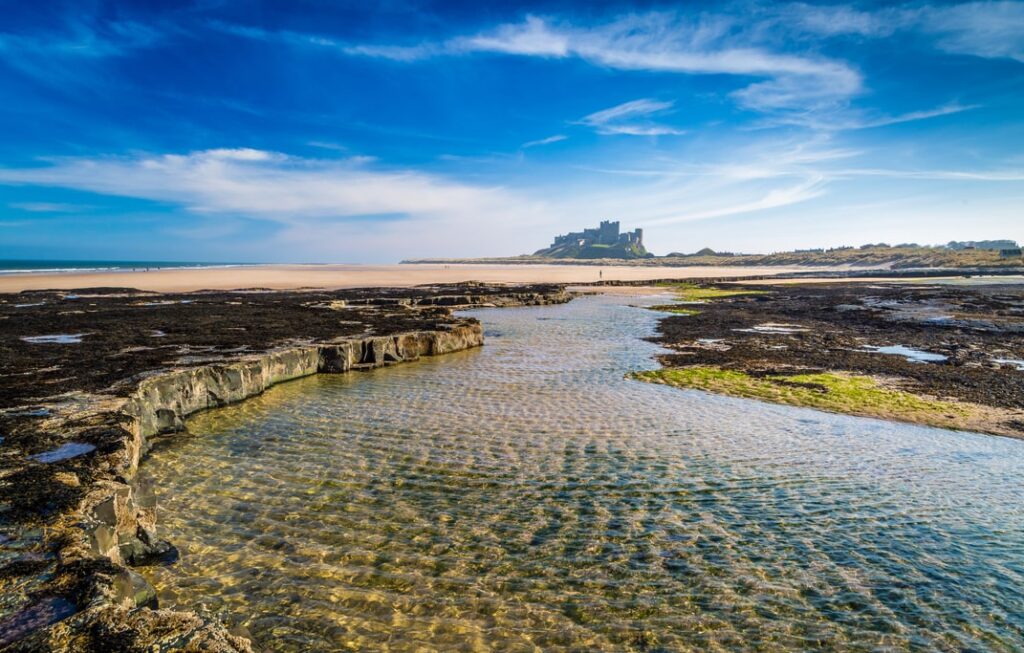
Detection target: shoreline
<box><xmin>635</xmin><ymin>280</ymin><xmax>1024</xmax><ymax>439</ymax></box>
<box><xmin>5</xmin><ymin>278</ymin><xmax>1024</xmax><ymax>649</ymax></box>
<box><xmin>0</xmin><ymin>283</ymin><xmax>570</xmax><ymax>651</ymax></box>
<box><xmin>0</xmin><ymin>263</ymin><xmax>825</xmax><ymax>294</ymax></box>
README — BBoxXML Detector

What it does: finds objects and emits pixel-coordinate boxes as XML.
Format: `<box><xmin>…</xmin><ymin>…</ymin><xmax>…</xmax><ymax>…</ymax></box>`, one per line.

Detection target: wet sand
<box><xmin>0</xmin><ymin>263</ymin><xmax>815</xmax><ymax>293</ymax></box>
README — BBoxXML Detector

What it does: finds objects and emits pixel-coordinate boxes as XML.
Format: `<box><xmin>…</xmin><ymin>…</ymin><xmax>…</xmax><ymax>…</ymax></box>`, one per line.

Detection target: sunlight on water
<box><xmin>141</xmin><ymin>293</ymin><xmax>1024</xmax><ymax>651</ymax></box>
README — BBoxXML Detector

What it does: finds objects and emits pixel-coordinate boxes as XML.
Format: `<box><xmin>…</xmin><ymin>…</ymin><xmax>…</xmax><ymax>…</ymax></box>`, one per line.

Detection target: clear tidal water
<box><xmin>141</xmin><ymin>293</ymin><xmax>1024</xmax><ymax>652</ymax></box>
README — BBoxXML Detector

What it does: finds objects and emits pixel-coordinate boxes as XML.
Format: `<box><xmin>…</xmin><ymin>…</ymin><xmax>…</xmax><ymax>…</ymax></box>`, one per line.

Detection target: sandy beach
<box><xmin>0</xmin><ymin>263</ymin><xmax>816</xmax><ymax>293</ymax></box>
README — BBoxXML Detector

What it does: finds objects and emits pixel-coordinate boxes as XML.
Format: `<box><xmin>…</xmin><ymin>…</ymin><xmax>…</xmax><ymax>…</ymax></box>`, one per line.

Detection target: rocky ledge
<box><xmin>0</xmin><ymin>283</ymin><xmax>569</xmax><ymax>652</ymax></box>
<box><xmin>637</xmin><ymin>280</ymin><xmax>1024</xmax><ymax>437</ymax></box>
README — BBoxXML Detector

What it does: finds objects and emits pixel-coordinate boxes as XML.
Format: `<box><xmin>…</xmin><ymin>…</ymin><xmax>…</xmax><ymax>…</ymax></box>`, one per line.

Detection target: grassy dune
<box><xmin>406</xmin><ymin>245</ymin><xmax>1022</xmax><ymax>268</ymax></box>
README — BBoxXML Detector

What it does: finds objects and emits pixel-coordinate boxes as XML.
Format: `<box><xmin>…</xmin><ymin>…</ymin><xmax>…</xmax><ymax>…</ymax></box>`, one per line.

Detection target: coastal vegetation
<box><xmin>405</xmin><ymin>244</ymin><xmax>1024</xmax><ymax>269</ymax></box>
<box><xmin>648</xmin><ymin>305</ymin><xmax>701</xmax><ymax>315</ymax></box>
<box><xmin>633</xmin><ymin>367</ymin><xmax>979</xmax><ymax>430</ymax></box>
<box><xmin>659</xmin><ymin>282</ymin><xmax>769</xmax><ymax>302</ymax></box>
<box><xmin>647</xmin><ymin>283</ymin><xmax>767</xmax><ymax>315</ymax></box>
<box><xmin>641</xmin><ymin>280</ymin><xmax>1024</xmax><ymax>438</ymax></box>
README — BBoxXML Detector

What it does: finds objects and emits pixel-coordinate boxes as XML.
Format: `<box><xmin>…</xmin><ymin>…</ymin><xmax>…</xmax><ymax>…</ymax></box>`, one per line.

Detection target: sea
<box><xmin>0</xmin><ymin>259</ymin><xmax>257</xmax><ymax>275</ymax></box>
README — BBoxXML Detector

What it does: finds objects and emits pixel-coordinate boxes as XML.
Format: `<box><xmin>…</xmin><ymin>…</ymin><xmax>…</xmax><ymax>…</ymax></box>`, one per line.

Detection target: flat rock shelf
<box><xmin>0</xmin><ymin>283</ymin><xmax>569</xmax><ymax>651</ymax></box>
<box><xmin>139</xmin><ymin>292</ymin><xmax>1024</xmax><ymax>651</ymax></box>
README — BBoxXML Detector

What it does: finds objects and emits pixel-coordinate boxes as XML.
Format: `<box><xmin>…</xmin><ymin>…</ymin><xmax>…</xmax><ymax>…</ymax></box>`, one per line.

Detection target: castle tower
<box><xmin>598</xmin><ymin>220</ymin><xmax>620</xmax><ymax>245</ymax></box>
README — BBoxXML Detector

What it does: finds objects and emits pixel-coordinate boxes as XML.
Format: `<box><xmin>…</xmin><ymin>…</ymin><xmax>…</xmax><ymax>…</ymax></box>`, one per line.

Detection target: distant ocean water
<box><xmin>0</xmin><ymin>260</ymin><xmax>257</xmax><ymax>275</ymax></box>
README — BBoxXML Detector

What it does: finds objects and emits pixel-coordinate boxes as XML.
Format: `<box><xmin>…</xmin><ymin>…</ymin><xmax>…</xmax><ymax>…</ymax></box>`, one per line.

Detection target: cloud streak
<box><xmin>760</xmin><ymin>102</ymin><xmax>981</xmax><ymax>131</ymax></box>
<box><xmin>464</xmin><ymin>14</ymin><xmax>863</xmax><ymax>114</ymax></box>
<box><xmin>0</xmin><ymin>149</ymin><xmax>542</xmax><ymax>224</ymax></box>
<box><xmin>8</xmin><ymin>202</ymin><xmax>93</xmax><ymax>213</ymax></box>
<box><xmin>919</xmin><ymin>1</ymin><xmax>1024</xmax><ymax>62</ymax></box>
<box><xmin>213</xmin><ymin>12</ymin><xmax>864</xmax><ymax>115</ymax></box>
<box><xmin>521</xmin><ymin>134</ymin><xmax>568</xmax><ymax>148</ymax></box>
<box><xmin>208</xmin><ymin>20</ymin><xmax>439</xmax><ymax>61</ymax></box>
<box><xmin>778</xmin><ymin>1</ymin><xmax>1024</xmax><ymax>62</ymax></box>
<box><xmin>0</xmin><ymin>17</ymin><xmax>171</xmax><ymax>89</ymax></box>
<box><xmin>578</xmin><ymin>99</ymin><xmax>686</xmax><ymax>136</ymax></box>
<box><xmin>209</xmin><ymin>3</ymin><xmax>1024</xmax><ymax>128</ymax></box>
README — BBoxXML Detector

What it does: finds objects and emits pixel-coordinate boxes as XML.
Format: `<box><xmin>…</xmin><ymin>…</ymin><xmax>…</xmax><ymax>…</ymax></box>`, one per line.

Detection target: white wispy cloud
<box><xmin>854</xmin><ymin>103</ymin><xmax>981</xmax><ymax>128</ymax></box>
<box><xmin>777</xmin><ymin>3</ymin><xmax>904</xmax><ymax>37</ymax></box>
<box><xmin>761</xmin><ymin>102</ymin><xmax>981</xmax><ymax>131</ymax></box>
<box><xmin>834</xmin><ymin>167</ymin><xmax>1024</xmax><ymax>181</ymax></box>
<box><xmin>541</xmin><ymin>137</ymin><xmax>845</xmax><ymax>231</ymax></box>
<box><xmin>3</xmin><ymin>140</ymin><xmax>1019</xmax><ymax>258</ymax></box>
<box><xmin>0</xmin><ymin>141</ymin><xmax>835</xmax><ymax>253</ymax></box>
<box><xmin>208</xmin><ymin>20</ymin><xmax>439</xmax><ymax>61</ymax></box>
<box><xmin>307</xmin><ymin>141</ymin><xmax>349</xmax><ymax>152</ymax></box>
<box><xmin>0</xmin><ymin>149</ymin><xmax>542</xmax><ymax>223</ymax></box>
<box><xmin>777</xmin><ymin>1</ymin><xmax>1024</xmax><ymax>62</ymax></box>
<box><xmin>581</xmin><ymin>99</ymin><xmax>672</xmax><ymax>125</ymax></box>
<box><xmin>521</xmin><ymin>134</ymin><xmax>568</xmax><ymax>148</ymax></box>
<box><xmin>558</xmin><ymin>133</ymin><xmax>1024</xmax><ymax>234</ymax></box>
<box><xmin>0</xmin><ymin>20</ymin><xmax>165</xmax><ymax>59</ymax></box>
<box><xmin>463</xmin><ymin>14</ymin><xmax>862</xmax><ymax>114</ymax></box>
<box><xmin>0</xmin><ymin>19</ymin><xmax>169</xmax><ymax>86</ymax></box>
<box><xmin>461</xmin><ymin>16</ymin><xmax>570</xmax><ymax>56</ymax></box>
<box><xmin>598</xmin><ymin>125</ymin><xmax>687</xmax><ymax>136</ymax></box>
<box><xmin>918</xmin><ymin>1</ymin><xmax>1024</xmax><ymax>62</ymax></box>
<box><xmin>211</xmin><ymin>3</ymin><xmax>1023</xmax><ymax>123</ymax></box>
<box><xmin>212</xmin><ymin>12</ymin><xmax>863</xmax><ymax>115</ymax></box>
<box><xmin>578</xmin><ymin>99</ymin><xmax>686</xmax><ymax>136</ymax></box>
<box><xmin>8</xmin><ymin>202</ymin><xmax>93</xmax><ymax>213</ymax></box>
<box><xmin>0</xmin><ymin>148</ymin><xmax>568</xmax><ymax>258</ymax></box>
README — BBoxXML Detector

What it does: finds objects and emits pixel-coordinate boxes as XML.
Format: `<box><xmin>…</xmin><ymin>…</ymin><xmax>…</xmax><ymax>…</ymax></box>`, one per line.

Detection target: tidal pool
<box><xmin>141</xmin><ymin>293</ymin><xmax>1024</xmax><ymax>651</ymax></box>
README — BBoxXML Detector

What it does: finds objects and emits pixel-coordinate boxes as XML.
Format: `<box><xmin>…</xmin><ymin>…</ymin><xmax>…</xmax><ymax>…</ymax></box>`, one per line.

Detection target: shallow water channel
<box><xmin>141</xmin><ymin>292</ymin><xmax>1024</xmax><ymax>651</ymax></box>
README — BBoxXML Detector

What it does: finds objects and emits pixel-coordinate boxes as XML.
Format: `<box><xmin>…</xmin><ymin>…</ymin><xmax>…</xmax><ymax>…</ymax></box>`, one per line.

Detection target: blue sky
<box><xmin>0</xmin><ymin>0</ymin><xmax>1022</xmax><ymax>262</ymax></box>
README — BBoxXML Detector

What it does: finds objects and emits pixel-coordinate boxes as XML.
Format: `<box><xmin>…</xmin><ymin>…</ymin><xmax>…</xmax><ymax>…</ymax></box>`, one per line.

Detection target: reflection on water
<box><xmin>141</xmin><ymin>293</ymin><xmax>1024</xmax><ymax>651</ymax></box>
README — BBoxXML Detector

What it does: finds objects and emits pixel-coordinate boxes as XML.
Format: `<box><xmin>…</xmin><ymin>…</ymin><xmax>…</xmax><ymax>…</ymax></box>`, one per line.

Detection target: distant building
<box><xmin>548</xmin><ymin>220</ymin><xmax>644</xmax><ymax>250</ymax></box>
<box><xmin>1000</xmin><ymin>248</ymin><xmax>1023</xmax><ymax>258</ymax></box>
<box><xmin>534</xmin><ymin>220</ymin><xmax>649</xmax><ymax>259</ymax></box>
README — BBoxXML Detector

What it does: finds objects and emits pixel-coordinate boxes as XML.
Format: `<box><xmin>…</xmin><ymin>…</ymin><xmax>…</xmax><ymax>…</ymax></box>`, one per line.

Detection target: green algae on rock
<box><xmin>0</xmin><ymin>283</ymin><xmax>570</xmax><ymax>652</ymax></box>
<box><xmin>632</xmin><ymin>367</ymin><xmax>986</xmax><ymax>432</ymax></box>
<box><xmin>657</xmin><ymin>282</ymin><xmax>770</xmax><ymax>303</ymax></box>
<box><xmin>140</xmin><ymin>292</ymin><xmax>1024</xmax><ymax>651</ymax></box>
<box><xmin>644</xmin><ymin>280</ymin><xmax>1024</xmax><ymax>438</ymax></box>
<box><xmin>647</xmin><ymin>305</ymin><xmax>701</xmax><ymax>316</ymax></box>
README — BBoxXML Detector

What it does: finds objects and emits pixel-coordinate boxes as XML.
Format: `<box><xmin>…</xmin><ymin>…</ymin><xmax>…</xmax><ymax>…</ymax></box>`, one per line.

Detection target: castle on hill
<box><xmin>550</xmin><ymin>220</ymin><xmax>644</xmax><ymax>250</ymax></box>
<box><xmin>533</xmin><ymin>221</ymin><xmax>650</xmax><ymax>259</ymax></box>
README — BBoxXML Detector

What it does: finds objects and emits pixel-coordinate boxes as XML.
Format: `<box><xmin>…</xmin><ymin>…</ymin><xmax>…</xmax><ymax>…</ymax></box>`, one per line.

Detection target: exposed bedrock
<box><xmin>4</xmin><ymin>324</ymin><xmax>483</xmax><ymax>652</ymax></box>
<box><xmin>1</xmin><ymin>284</ymin><xmax>560</xmax><ymax>651</ymax></box>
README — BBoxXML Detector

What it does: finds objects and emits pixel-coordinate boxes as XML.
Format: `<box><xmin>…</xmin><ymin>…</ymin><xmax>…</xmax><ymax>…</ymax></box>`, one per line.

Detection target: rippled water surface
<box><xmin>142</xmin><ymin>293</ymin><xmax>1024</xmax><ymax>651</ymax></box>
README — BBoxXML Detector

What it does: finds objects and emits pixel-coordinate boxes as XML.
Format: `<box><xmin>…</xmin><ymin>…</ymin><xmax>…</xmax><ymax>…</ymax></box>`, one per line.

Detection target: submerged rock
<box><xmin>0</xmin><ymin>282</ymin><xmax>569</xmax><ymax>650</ymax></box>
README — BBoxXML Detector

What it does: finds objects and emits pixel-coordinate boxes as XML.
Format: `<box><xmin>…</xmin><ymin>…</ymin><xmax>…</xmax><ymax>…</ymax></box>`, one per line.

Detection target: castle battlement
<box><xmin>550</xmin><ymin>220</ymin><xmax>643</xmax><ymax>249</ymax></box>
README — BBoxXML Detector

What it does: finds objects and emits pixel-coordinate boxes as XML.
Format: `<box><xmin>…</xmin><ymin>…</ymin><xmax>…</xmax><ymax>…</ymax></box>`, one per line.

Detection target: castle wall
<box><xmin>548</xmin><ymin>221</ymin><xmax>641</xmax><ymax>250</ymax></box>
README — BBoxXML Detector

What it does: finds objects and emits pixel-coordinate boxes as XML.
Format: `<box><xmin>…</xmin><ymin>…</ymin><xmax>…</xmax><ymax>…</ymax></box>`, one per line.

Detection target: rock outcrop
<box><xmin>0</xmin><ymin>284</ymin><xmax>567</xmax><ymax>652</ymax></box>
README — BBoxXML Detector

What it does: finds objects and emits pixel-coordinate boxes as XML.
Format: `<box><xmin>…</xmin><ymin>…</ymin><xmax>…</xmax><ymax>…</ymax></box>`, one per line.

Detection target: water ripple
<box><xmin>141</xmin><ymin>294</ymin><xmax>1024</xmax><ymax>652</ymax></box>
